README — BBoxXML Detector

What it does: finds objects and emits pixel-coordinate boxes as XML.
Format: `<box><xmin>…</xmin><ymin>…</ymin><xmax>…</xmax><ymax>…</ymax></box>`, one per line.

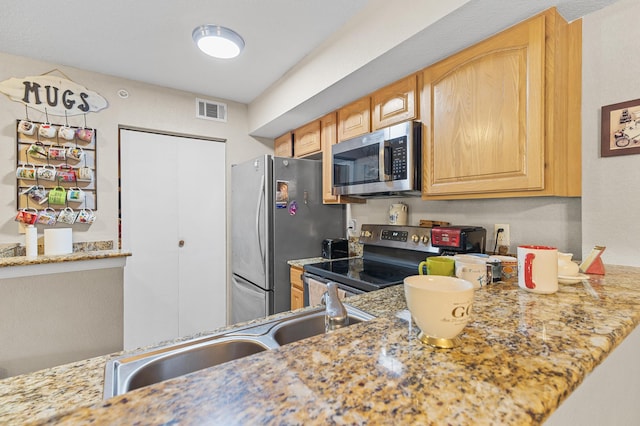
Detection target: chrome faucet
<box><xmin>322</xmin><ymin>281</ymin><xmax>349</xmax><ymax>331</ymax></box>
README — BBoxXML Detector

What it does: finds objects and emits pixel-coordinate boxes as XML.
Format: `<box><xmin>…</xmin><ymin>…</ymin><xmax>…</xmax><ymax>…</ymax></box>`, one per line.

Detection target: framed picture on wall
<box><xmin>601</xmin><ymin>98</ymin><xmax>640</xmax><ymax>157</ymax></box>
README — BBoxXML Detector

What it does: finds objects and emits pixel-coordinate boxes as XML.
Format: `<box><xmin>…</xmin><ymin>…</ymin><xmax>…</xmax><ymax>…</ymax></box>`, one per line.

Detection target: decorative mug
<box><xmin>67</xmin><ymin>147</ymin><xmax>84</xmax><ymax>161</ymax></box>
<box><xmin>27</xmin><ymin>142</ymin><xmax>47</xmax><ymax>159</ymax></box>
<box><xmin>48</xmin><ymin>186</ymin><xmax>67</xmax><ymax>205</ymax></box>
<box><xmin>77</xmin><ymin>209</ymin><xmax>96</xmax><ymax>224</ymax></box>
<box><xmin>18</xmin><ymin>120</ymin><xmax>36</xmax><ymax>135</ymax></box>
<box><xmin>76</xmin><ymin>128</ymin><xmax>94</xmax><ymax>142</ymax></box>
<box><xmin>57</xmin><ymin>207</ymin><xmax>78</xmax><ymax>225</ymax></box>
<box><xmin>16</xmin><ymin>164</ymin><xmax>37</xmax><ymax>180</ymax></box>
<box><xmin>67</xmin><ymin>187</ymin><xmax>85</xmax><ymax>203</ymax></box>
<box><xmin>37</xmin><ymin>165</ymin><xmax>57</xmax><ymax>181</ymax></box>
<box><xmin>25</xmin><ymin>185</ymin><xmax>48</xmax><ymax>204</ymax></box>
<box><xmin>57</xmin><ymin>166</ymin><xmax>76</xmax><ymax>182</ymax></box>
<box><xmin>517</xmin><ymin>245</ymin><xmax>558</xmax><ymax>294</ymax></box>
<box><xmin>36</xmin><ymin>208</ymin><xmax>58</xmax><ymax>226</ymax></box>
<box><xmin>38</xmin><ymin>123</ymin><xmax>57</xmax><ymax>138</ymax></box>
<box><xmin>48</xmin><ymin>145</ymin><xmax>67</xmax><ymax>161</ymax></box>
<box><xmin>59</xmin><ymin>125</ymin><xmax>76</xmax><ymax>141</ymax></box>
<box><xmin>15</xmin><ymin>208</ymin><xmax>38</xmax><ymax>225</ymax></box>
<box><xmin>76</xmin><ymin>166</ymin><xmax>93</xmax><ymax>181</ymax></box>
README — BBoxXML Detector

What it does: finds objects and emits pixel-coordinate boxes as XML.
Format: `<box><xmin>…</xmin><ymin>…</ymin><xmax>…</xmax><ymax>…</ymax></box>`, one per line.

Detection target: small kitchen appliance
<box><xmin>332</xmin><ymin>121</ymin><xmax>422</xmax><ymax>197</ymax></box>
<box><xmin>303</xmin><ymin>224</ymin><xmax>440</xmax><ymax>300</ymax></box>
<box><xmin>430</xmin><ymin>226</ymin><xmax>486</xmax><ymax>255</ymax></box>
<box><xmin>322</xmin><ymin>238</ymin><xmax>349</xmax><ymax>259</ymax></box>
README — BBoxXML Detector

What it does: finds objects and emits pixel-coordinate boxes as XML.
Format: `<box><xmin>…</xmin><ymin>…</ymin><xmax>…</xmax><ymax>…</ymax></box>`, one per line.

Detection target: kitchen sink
<box><xmin>271</xmin><ymin>311</ymin><xmax>366</xmax><ymax>345</ymax></box>
<box><xmin>104</xmin><ymin>304</ymin><xmax>374</xmax><ymax>398</ymax></box>
<box><xmin>123</xmin><ymin>338</ymin><xmax>270</xmax><ymax>393</ymax></box>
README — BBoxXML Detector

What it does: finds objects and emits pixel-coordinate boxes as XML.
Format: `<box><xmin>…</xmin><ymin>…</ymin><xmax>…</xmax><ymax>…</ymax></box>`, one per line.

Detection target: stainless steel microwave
<box><xmin>332</xmin><ymin>121</ymin><xmax>422</xmax><ymax>197</ymax></box>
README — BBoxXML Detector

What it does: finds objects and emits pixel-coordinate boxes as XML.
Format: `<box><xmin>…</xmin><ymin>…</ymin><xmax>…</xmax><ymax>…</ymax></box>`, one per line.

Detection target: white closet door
<box><xmin>176</xmin><ymin>137</ymin><xmax>226</xmax><ymax>336</ymax></box>
<box><xmin>120</xmin><ymin>130</ymin><xmax>226</xmax><ymax>350</ymax></box>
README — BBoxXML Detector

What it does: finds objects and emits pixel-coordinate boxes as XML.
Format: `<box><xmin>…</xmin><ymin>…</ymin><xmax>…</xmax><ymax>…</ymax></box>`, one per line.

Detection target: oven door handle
<box><xmin>379</xmin><ymin>140</ymin><xmax>392</xmax><ymax>182</ymax></box>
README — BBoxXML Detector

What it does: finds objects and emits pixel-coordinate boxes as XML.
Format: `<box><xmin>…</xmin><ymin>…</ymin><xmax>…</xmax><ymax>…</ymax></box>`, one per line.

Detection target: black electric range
<box><xmin>304</xmin><ymin>224</ymin><xmax>440</xmax><ymax>294</ymax></box>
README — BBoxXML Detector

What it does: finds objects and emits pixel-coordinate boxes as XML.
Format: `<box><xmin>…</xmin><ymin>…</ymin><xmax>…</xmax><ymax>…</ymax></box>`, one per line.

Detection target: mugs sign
<box><xmin>0</xmin><ymin>75</ymin><xmax>108</xmax><ymax>116</ymax></box>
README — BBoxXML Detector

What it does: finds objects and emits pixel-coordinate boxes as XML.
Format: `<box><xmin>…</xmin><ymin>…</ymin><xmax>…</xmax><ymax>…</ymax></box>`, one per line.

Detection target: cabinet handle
<box><xmin>178</xmin><ymin>240</ymin><xmax>185</xmax><ymax>247</ymax></box>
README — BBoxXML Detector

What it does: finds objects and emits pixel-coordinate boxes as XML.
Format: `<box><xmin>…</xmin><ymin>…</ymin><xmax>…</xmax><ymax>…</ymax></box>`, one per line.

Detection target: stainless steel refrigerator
<box><xmin>231</xmin><ymin>155</ymin><xmax>345</xmax><ymax>324</ymax></box>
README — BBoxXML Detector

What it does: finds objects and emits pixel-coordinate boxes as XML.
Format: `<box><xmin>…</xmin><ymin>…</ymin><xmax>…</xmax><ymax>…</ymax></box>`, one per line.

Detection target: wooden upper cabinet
<box><xmin>321</xmin><ymin>112</ymin><xmax>365</xmax><ymax>204</ymax></box>
<box><xmin>372</xmin><ymin>75</ymin><xmax>418</xmax><ymax>130</ymax></box>
<box><xmin>274</xmin><ymin>132</ymin><xmax>293</xmax><ymax>157</ymax></box>
<box><xmin>293</xmin><ymin>120</ymin><xmax>321</xmax><ymax>158</ymax></box>
<box><xmin>337</xmin><ymin>96</ymin><xmax>371</xmax><ymax>142</ymax></box>
<box><xmin>421</xmin><ymin>8</ymin><xmax>581</xmax><ymax>199</ymax></box>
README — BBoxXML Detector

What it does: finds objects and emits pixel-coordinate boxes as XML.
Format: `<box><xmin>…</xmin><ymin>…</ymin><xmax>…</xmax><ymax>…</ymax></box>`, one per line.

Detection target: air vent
<box><xmin>196</xmin><ymin>98</ymin><xmax>227</xmax><ymax>122</ymax></box>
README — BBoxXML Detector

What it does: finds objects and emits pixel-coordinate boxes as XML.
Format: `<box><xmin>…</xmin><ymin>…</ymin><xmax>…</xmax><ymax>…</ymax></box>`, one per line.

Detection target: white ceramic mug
<box><xmin>455</xmin><ymin>259</ymin><xmax>487</xmax><ymax>289</ymax></box>
<box><xmin>18</xmin><ymin>120</ymin><xmax>36</xmax><ymax>135</ymax></box>
<box><xmin>404</xmin><ymin>275</ymin><xmax>475</xmax><ymax>347</ymax></box>
<box><xmin>59</xmin><ymin>125</ymin><xmax>76</xmax><ymax>141</ymax></box>
<box><xmin>517</xmin><ymin>245</ymin><xmax>558</xmax><ymax>294</ymax></box>
<box><xmin>38</xmin><ymin>123</ymin><xmax>57</xmax><ymax>138</ymax></box>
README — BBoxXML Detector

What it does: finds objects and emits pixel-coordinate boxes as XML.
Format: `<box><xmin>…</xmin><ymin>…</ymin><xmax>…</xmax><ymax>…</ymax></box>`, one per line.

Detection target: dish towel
<box><xmin>307</xmin><ymin>279</ymin><xmax>347</xmax><ymax>306</ymax></box>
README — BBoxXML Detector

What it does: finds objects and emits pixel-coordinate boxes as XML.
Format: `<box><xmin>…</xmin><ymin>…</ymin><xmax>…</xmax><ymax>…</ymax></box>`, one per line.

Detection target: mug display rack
<box><xmin>15</xmin><ymin>119</ymin><xmax>97</xmax><ymax>216</ymax></box>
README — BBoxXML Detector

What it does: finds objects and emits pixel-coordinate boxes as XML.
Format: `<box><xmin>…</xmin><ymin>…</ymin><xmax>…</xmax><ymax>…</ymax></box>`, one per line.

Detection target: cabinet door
<box><xmin>337</xmin><ymin>97</ymin><xmax>371</xmax><ymax>142</ymax></box>
<box><xmin>372</xmin><ymin>75</ymin><xmax>417</xmax><ymax>130</ymax></box>
<box><xmin>321</xmin><ymin>112</ymin><xmax>366</xmax><ymax>204</ymax></box>
<box><xmin>274</xmin><ymin>133</ymin><xmax>293</xmax><ymax>157</ymax></box>
<box><xmin>290</xmin><ymin>265</ymin><xmax>304</xmax><ymax>310</ymax></box>
<box><xmin>293</xmin><ymin>120</ymin><xmax>321</xmax><ymax>158</ymax></box>
<box><xmin>422</xmin><ymin>15</ymin><xmax>545</xmax><ymax>197</ymax></box>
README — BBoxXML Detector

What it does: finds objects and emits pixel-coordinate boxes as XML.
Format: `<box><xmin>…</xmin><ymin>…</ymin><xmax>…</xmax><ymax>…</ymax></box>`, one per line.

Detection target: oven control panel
<box><xmin>381</xmin><ymin>230</ymin><xmax>408</xmax><ymax>242</ymax></box>
<box><xmin>359</xmin><ymin>224</ymin><xmax>437</xmax><ymax>253</ymax></box>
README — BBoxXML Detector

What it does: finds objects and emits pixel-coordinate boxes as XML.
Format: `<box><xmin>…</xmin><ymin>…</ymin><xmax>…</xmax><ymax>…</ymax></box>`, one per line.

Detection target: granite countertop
<box><xmin>0</xmin><ymin>250</ymin><xmax>132</xmax><ymax>268</ymax></box>
<box><xmin>1</xmin><ymin>265</ymin><xmax>639</xmax><ymax>425</ymax></box>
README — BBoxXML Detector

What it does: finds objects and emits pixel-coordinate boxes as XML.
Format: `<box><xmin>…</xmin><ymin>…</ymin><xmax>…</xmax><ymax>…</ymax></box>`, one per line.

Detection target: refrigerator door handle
<box><xmin>256</xmin><ymin>174</ymin><xmax>266</xmax><ymax>275</ymax></box>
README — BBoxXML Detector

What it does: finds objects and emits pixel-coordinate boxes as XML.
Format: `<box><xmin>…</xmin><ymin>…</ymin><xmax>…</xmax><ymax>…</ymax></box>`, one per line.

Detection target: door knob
<box><xmin>178</xmin><ymin>240</ymin><xmax>185</xmax><ymax>247</ymax></box>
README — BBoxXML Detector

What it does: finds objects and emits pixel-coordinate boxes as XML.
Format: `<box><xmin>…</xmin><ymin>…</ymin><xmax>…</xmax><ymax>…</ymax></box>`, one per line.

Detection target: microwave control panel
<box><xmin>388</xmin><ymin>136</ymin><xmax>407</xmax><ymax>180</ymax></box>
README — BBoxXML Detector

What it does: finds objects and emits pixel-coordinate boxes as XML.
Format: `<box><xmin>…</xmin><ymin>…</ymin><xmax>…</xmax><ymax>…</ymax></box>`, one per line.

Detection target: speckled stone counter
<box><xmin>1</xmin><ymin>265</ymin><xmax>639</xmax><ymax>425</ymax></box>
<box><xmin>0</xmin><ymin>249</ymin><xmax>131</xmax><ymax>268</ymax></box>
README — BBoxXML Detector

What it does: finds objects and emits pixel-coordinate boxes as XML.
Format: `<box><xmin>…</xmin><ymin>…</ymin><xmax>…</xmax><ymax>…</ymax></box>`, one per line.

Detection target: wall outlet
<box><xmin>494</xmin><ymin>224</ymin><xmax>510</xmax><ymax>248</ymax></box>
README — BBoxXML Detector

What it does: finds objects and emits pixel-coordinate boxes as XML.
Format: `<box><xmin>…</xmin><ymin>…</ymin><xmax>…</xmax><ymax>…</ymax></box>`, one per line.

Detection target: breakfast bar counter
<box><xmin>1</xmin><ymin>265</ymin><xmax>639</xmax><ymax>425</ymax></box>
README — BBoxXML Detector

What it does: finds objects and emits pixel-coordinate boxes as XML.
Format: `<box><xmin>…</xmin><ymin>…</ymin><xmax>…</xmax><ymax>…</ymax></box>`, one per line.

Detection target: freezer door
<box><xmin>231</xmin><ymin>155</ymin><xmax>272</xmax><ymax>290</ymax></box>
<box><xmin>231</xmin><ymin>274</ymin><xmax>272</xmax><ymax>324</ymax></box>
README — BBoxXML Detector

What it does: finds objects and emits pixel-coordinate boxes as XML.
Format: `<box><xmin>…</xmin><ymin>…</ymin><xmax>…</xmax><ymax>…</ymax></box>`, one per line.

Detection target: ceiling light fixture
<box><xmin>192</xmin><ymin>24</ymin><xmax>245</xmax><ymax>59</ymax></box>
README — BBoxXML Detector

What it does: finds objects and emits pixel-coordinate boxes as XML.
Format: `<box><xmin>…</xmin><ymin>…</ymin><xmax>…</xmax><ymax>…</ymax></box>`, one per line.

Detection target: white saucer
<box><xmin>558</xmin><ymin>273</ymin><xmax>589</xmax><ymax>284</ymax></box>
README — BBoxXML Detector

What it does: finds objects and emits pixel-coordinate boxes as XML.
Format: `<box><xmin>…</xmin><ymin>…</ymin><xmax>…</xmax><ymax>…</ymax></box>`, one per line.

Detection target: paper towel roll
<box><xmin>44</xmin><ymin>228</ymin><xmax>73</xmax><ymax>255</ymax></box>
<box><xmin>25</xmin><ymin>225</ymin><xmax>38</xmax><ymax>258</ymax></box>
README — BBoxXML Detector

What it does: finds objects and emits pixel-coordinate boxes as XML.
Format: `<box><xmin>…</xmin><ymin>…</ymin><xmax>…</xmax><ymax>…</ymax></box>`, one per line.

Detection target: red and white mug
<box><xmin>517</xmin><ymin>245</ymin><xmax>558</xmax><ymax>294</ymax></box>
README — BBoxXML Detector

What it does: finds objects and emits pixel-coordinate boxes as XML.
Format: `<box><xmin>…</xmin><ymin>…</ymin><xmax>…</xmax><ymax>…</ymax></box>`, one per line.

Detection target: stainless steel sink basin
<box><xmin>124</xmin><ymin>338</ymin><xmax>270</xmax><ymax>393</ymax></box>
<box><xmin>271</xmin><ymin>311</ymin><xmax>366</xmax><ymax>345</ymax></box>
<box><xmin>104</xmin><ymin>304</ymin><xmax>374</xmax><ymax>398</ymax></box>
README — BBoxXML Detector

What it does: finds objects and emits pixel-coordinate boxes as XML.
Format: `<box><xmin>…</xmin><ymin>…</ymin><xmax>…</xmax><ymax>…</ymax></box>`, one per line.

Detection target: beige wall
<box><xmin>582</xmin><ymin>0</ymin><xmax>640</xmax><ymax>267</ymax></box>
<box><xmin>0</xmin><ymin>51</ymin><xmax>272</xmax><ymax>248</ymax></box>
<box><xmin>0</xmin><ymin>267</ymin><xmax>123</xmax><ymax>378</ymax></box>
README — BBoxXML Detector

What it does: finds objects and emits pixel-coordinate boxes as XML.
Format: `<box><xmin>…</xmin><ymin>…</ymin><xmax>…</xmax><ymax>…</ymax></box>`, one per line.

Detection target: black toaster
<box><xmin>322</xmin><ymin>238</ymin><xmax>349</xmax><ymax>259</ymax></box>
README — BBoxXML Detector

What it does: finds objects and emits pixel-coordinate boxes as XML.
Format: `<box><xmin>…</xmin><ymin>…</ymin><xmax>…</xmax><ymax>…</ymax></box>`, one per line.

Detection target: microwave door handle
<box><xmin>379</xmin><ymin>141</ymin><xmax>392</xmax><ymax>181</ymax></box>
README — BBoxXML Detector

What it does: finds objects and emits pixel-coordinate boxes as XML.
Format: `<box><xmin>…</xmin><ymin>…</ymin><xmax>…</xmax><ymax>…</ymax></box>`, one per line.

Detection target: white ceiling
<box><xmin>0</xmin><ymin>0</ymin><xmax>620</xmax><ymax>138</ymax></box>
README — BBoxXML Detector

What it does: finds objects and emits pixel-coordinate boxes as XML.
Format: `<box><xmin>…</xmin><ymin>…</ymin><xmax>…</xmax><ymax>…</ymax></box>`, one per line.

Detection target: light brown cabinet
<box><xmin>372</xmin><ymin>75</ymin><xmax>418</xmax><ymax>130</ymax></box>
<box><xmin>274</xmin><ymin>132</ymin><xmax>293</xmax><ymax>157</ymax></box>
<box><xmin>293</xmin><ymin>121</ymin><xmax>321</xmax><ymax>158</ymax></box>
<box><xmin>421</xmin><ymin>8</ymin><xmax>581</xmax><ymax>199</ymax></box>
<box><xmin>337</xmin><ymin>96</ymin><xmax>371</xmax><ymax>142</ymax></box>
<box><xmin>321</xmin><ymin>112</ymin><xmax>365</xmax><ymax>205</ymax></box>
<box><xmin>290</xmin><ymin>265</ymin><xmax>304</xmax><ymax>311</ymax></box>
